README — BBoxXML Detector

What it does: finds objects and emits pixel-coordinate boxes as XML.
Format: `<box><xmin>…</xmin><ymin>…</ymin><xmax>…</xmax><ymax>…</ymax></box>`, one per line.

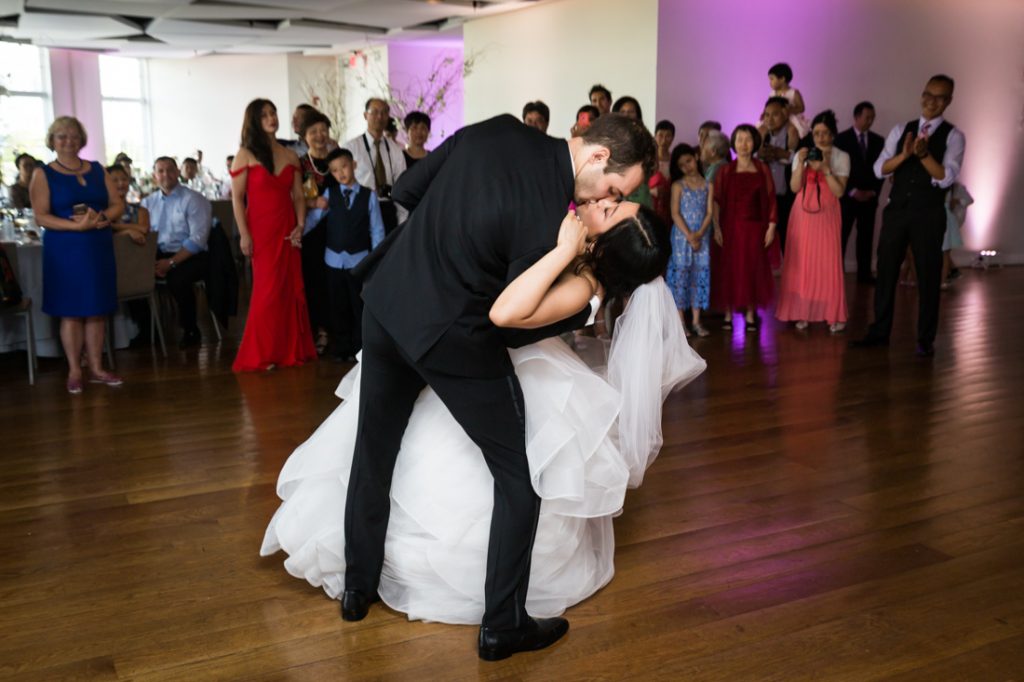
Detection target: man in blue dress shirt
<box><xmin>142</xmin><ymin>157</ymin><xmax>213</xmax><ymax>349</ymax></box>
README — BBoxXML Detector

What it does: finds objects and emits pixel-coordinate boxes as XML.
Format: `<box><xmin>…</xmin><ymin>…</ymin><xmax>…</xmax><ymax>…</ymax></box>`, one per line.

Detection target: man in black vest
<box><xmin>341</xmin><ymin>114</ymin><xmax>655</xmax><ymax>660</ymax></box>
<box><xmin>834</xmin><ymin>101</ymin><xmax>885</xmax><ymax>283</ymax></box>
<box><xmin>853</xmin><ymin>75</ymin><xmax>965</xmax><ymax>356</ymax></box>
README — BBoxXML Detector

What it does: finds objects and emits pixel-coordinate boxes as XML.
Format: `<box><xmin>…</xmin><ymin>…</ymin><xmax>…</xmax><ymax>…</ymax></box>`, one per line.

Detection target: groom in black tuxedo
<box><xmin>342</xmin><ymin>113</ymin><xmax>655</xmax><ymax>660</ymax></box>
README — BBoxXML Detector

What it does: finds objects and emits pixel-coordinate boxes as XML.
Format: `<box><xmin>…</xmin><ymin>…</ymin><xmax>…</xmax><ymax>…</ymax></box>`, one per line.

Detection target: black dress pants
<box><xmin>326</xmin><ymin>266</ymin><xmax>363</xmax><ymax>356</ymax></box>
<box><xmin>840</xmin><ymin>196</ymin><xmax>878</xmax><ymax>280</ymax></box>
<box><xmin>868</xmin><ymin>203</ymin><xmax>945</xmax><ymax>344</ymax></box>
<box><xmin>775</xmin><ymin>191</ymin><xmax>794</xmax><ymax>253</ymax></box>
<box><xmin>157</xmin><ymin>250</ymin><xmax>208</xmax><ymax>332</ymax></box>
<box><xmin>344</xmin><ymin>309</ymin><xmax>539</xmax><ymax>630</ymax></box>
<box><xmin>301</xmin><ymin>221</ymin><xmax>328</xmax><ymax>334</ymax></box>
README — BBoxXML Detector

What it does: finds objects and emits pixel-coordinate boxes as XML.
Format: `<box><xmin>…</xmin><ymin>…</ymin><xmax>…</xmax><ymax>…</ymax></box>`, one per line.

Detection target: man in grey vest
<box><xmin>852</xmin><ymin>75</ymin><xmax>965</xmax><ymax>357</ymax></box>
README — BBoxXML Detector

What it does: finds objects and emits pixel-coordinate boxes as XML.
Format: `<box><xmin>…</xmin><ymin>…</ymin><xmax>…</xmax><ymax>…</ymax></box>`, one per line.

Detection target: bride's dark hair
<box><xmin>582</xmin><ymin>205</ymin><xmax>670</xmax><ymax>299</ymax></box>
<box><xmin>241</xmin><ymin>98</ymin><xmax>277</xmax><ymax>174</ymax></box>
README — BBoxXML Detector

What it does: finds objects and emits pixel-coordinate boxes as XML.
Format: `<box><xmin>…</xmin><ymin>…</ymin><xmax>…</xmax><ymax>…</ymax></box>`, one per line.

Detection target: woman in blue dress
<box><xmin>29</xmin><ymin>116</ymin><xmax>123</xmax><ymax>394</ymax></box>
<box><xmin>666</xmin><ymin>144</ymin><xmax>713</xmax><ymax>337</ymax></box>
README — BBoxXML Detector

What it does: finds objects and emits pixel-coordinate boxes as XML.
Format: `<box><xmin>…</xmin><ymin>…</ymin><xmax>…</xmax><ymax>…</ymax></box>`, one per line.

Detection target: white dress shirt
<box><xmin>342</xmin><ymin>132</ymin><xmax>408</xmax><ymax>223</ymax></box>
<box><xmin>873</xmin><ymin>116</ymin><xmax>965</xmax><ymax>190</ymax></box>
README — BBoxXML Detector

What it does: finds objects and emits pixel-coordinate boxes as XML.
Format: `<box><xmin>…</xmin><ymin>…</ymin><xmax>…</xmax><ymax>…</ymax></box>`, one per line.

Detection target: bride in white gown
<box><xmin>261</xmin><ymin>203</ymin><xmax>706</xmax><ymax>624</ymax></box>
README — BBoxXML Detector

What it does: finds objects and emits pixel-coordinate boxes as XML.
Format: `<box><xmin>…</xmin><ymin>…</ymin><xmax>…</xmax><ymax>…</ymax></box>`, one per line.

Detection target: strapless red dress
<box><xmin>231</xmin><ymin>164</ymin><xmax>316</xmax><ymax>372</ymax></box>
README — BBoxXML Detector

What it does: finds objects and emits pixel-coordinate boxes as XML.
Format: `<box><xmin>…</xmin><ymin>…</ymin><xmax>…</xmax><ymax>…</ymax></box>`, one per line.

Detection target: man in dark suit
<box><xmin>341</xmin><ymin>114</ymin><xmax>656</xmax><ymax>660</ymax></box>
<box><xmin>834</xmin><ymin>101</ymin><xmax>885</xmax><ymax>283</ymax></box>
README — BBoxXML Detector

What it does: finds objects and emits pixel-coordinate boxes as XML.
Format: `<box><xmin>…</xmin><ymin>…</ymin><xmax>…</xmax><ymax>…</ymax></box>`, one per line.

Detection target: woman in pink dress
<box><xmin>711</xmin><ymin>124</ymin><xmax>777</xmax><ymax>332</ymax></box>
<box><xmin>775</xmin><ymin>110</ymin><xmax>849</xmax><ymax>333</ymax></box>
<box><xmin>230</xmin><ymin>98</ymin><xmax>317</xmax><ymax>372</ymax></box>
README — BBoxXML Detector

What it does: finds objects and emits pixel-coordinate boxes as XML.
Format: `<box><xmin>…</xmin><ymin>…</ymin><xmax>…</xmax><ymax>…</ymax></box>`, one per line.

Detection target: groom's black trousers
<box><xmin>344</xmin><ymin>309</ymin><xmax>539</xmax><ymax>630</ymax></box>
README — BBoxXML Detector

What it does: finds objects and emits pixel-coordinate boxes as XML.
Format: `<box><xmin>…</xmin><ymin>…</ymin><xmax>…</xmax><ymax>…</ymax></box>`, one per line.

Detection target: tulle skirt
<box><xmin>261</xmin><ymin>335</ymin><xmax>705</xmax><ymax>623</ymax></box>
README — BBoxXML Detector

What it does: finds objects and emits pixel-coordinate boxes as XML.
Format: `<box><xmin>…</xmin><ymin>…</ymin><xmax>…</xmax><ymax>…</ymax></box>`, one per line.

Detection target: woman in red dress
<box><xmin>711</xmin><ymin>124</ymin><xmax>777</xmax><ymax>332</ymax></box>
<box><xmin>230</xmin><ymin>98</ymin><xmax>317</xmax><ymax>372</ymax></box>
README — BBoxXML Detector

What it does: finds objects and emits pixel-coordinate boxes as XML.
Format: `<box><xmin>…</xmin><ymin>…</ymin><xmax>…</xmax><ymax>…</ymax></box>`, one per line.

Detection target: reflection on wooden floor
<box><xmin>1</xmin><ymin>268</ymin><xmax>1022</xmax><ymax>680</ymax></box>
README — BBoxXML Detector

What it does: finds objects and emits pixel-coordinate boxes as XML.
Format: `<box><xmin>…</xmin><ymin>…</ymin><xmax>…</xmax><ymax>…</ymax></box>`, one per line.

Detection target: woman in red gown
<box><xmin>230</xmin><ymin>98</ymin><xmax>317</xmax><ymax>372</ymax></box>
<box><xmin>711</xmin><ymin>124</ymin><xmax>778</xmax><ymax>332</ymax></box>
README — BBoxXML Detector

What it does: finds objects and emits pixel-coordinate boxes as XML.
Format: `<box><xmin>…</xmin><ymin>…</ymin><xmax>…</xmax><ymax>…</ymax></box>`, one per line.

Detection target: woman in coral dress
<box><xmin>775</xmin><ymin>111</ymin><xmax>849</xmax><ymax>333</ymax></box>
<box><xmin>711</xmin><ymin>125</ymin><xmax>777</xmax><ymax>332</ymax></box>
<box><xmin>230</xmin><ymin>98</ymin><xmax>317</xmax><ymax>372</ymax></box>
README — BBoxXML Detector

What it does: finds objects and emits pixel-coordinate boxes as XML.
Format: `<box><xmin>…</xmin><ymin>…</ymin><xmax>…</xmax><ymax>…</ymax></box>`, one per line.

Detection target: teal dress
<box><xmin>41</xmin><ymin>163</ymin><xmax>116</xmax><ymax>317</ymax></box>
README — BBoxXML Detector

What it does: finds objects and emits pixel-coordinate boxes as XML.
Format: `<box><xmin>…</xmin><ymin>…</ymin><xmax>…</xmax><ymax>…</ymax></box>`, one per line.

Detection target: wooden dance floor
<box><xmin>1</xmin><ymin>268</ymin><xmax>1022</xmax><ymax>680</ymax></box>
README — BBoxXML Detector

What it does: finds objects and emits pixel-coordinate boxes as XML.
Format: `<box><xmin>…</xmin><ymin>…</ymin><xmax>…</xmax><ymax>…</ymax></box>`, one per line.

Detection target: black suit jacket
<box><xmin>834</xmin><ymin>127</ymin><xmax>885</xmax><ymax>194</ymax></box>
<box><xmin>361</xmin><ymin>115</ymin><xmax>591</xmax><ymax>378</ymax></box>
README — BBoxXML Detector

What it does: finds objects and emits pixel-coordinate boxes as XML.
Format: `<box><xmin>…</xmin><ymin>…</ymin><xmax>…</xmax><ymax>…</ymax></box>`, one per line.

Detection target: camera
<box><xmin>806</xmin><ymin>147</ymin><xmax>823</xmax><ymax>162</ymax></box>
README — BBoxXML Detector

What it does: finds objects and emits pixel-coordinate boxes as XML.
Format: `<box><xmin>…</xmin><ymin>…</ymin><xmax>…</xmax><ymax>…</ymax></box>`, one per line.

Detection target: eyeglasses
<box><xmin>921</xmin><ymin>90</ymin><xmax>950</xmax><ymax>102</ymax></box>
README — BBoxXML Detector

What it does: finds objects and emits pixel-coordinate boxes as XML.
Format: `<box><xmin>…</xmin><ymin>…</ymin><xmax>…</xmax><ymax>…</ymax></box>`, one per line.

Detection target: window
<box><xmin>99</xmin><ymin>55</ymin><xmax>150</xmax><ymax>169</ymax></box>
<box><xmin>0</xmin><ymin>43</ymin><xmax>52</xmax><ymax>186</ymax></box>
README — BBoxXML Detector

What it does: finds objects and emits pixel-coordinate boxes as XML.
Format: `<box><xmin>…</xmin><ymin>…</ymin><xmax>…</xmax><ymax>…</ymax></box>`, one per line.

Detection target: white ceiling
<box><xmin>0</xmin><ymin>0</ymin><xmax>545</xmax><ymax>58</ymax></box>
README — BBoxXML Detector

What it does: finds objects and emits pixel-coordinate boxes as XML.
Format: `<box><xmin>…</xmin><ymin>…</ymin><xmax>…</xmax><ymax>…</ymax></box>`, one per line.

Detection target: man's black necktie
<box><xmin>342</xmin><ymin>188</ymin><xmax>352</xmax><ymax>208</ymax></box>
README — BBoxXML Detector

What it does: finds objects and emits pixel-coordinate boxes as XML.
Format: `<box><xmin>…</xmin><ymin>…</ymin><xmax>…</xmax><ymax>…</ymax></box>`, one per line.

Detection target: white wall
<box><xmin>463</xmin><ymin>0</ymin><xmax>659</xmax><ymax>136</ymax></box>
<box><xmin>147</xmin><ymin>54</ymin><xmax>290</xmax><ymax>177</ymax></box>
<box><xmin>339</xmin><ymin>44</ymin><xmax>389</xmax><ymax>144</ymax></box>
<box><xmin>655</xmin><ymin>0</ymin><xmax>1024</xmax><ymax>265</ymax></box>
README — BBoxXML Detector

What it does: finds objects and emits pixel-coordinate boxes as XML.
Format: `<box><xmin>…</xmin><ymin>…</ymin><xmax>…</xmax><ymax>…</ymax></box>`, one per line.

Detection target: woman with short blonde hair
<box><xmin>29</xmin><ymin>116</ymin><xmax>124</xmax><ymax>394</ymax></box>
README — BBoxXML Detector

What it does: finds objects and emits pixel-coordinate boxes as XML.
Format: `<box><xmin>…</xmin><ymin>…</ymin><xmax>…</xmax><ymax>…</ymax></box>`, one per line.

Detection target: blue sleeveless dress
<box><xmin>42</xmin><ymin>163</ymin><xmax>117</xmax><ymax>317</ymax></box>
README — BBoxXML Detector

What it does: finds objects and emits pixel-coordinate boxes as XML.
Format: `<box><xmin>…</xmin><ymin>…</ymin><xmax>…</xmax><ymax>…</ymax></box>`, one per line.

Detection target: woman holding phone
<box><xmin>29</xmin><ymin>116</ymin><xmax>124</xmax><ymax>394</ymax></box>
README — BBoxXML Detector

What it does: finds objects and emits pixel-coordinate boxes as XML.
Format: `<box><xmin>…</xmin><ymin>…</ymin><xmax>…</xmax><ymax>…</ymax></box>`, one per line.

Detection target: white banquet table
<box><xmin>0</xmin><ymin>240</ymin><xmax>136</xmax><ymax>358</ymax></box>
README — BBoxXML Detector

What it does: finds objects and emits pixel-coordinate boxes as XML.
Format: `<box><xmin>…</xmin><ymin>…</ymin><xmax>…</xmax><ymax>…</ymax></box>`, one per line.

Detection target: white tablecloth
<box><xmin>0</xmin><ymin>241</ymin><xmax>137</xmax><ymax>358</ymax></box>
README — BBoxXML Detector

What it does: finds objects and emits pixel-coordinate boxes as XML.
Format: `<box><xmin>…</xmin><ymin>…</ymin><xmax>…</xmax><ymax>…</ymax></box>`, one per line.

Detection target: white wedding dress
<box><xmin>260</xmin><ymin>279</ymin><xmax>706</xmax><ymax>624</ymax></box>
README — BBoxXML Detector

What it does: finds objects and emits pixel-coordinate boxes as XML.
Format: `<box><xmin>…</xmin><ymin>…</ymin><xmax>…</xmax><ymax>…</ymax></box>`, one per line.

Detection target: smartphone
<box><xmin>72</xmin><ymin>203</ymin><xmax>88</xmax><ymax>216</ymax></box>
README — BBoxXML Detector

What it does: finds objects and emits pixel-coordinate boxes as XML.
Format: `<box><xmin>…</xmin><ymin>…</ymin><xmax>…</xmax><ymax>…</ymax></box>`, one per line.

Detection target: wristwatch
<box><xmin>169</xmin><ymin>258</ymin><xmax>177</xmax><ymax>269</ymax></box>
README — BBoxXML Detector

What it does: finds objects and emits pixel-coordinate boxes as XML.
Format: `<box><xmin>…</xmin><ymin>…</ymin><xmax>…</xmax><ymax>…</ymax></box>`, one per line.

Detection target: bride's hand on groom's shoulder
<box><xmin>557</xmin><ymin>210</ymin><xmax>587</xmax><ymax>257</ymax></box>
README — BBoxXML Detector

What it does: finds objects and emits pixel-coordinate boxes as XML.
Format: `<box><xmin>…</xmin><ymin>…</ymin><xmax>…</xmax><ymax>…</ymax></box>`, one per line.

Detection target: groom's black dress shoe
<box><xmin>341</xmin><ymin>590</ymin><xmax>380</xmax><ymax>621</ymax></box>
<box><xmin>478</xmin><ymin>617</ymin><xmax>569</xmax><ymax>661</ymax></box>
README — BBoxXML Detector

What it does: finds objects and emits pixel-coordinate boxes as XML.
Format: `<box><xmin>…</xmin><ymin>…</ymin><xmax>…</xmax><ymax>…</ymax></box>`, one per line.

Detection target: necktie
<box><xmin>373</xmin><ymin>139</ymin><xmax>387</xmax><ymax>193</ymax></box>
<box><xmin>920</xmin><ymin>122</ymin><xmax>931</xmax><ymax>138</ymax></box>
<box><xmin>858</xmin><ymin>131</ymin><xmax>867</xmax><ymax>157</ymax></box>
<box><xmin>341</xmin><ymin>188</ymin><xmax>352</xmax><ymax>208</ymax></box>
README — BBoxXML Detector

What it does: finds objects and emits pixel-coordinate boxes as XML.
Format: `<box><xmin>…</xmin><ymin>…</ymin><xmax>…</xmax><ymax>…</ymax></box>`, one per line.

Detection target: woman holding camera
<box><xmin>230</xmin><ymin>98</ymin><xmax>317</xmax><ymax>372</ymax></box>
<box><xmin>775</xmin><ymin>110</ymin><xmax>850</xmax><ymax>333</ymax></box>
<box><xmin>29</xmin><ymin>116</ymin><xmax>124</xmax><ymax>393</ymax></box>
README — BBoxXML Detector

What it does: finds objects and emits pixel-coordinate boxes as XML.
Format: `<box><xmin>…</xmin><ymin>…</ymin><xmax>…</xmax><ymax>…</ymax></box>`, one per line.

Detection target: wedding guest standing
<box><xmin>230</xmin><ymin>98</ymin><xmax>316</xmax><ymax>372</ymax></box>
<box><xmin>776</xmin><ymin>111</ymin><xmax>850</xmax><ymax>333</ymax></box>
<box><xmin>712</xmin><ymin>125</ymin><xmax>777</xmax><ymax>332</ymax></box>
<box><xmin>649</xmin><ymin>120</ymin><xmax>675</xmax><ymax>223</ymax></box>
<box><xmin>834</xmin><ymin>101</ymin><xmax>885</xmax><ymax>283</ymax></box>
<box><xmin>758</xmin><ymin>97</ymin><xmax>798</xmax><ymax>251</ymax></box>
<box><xmin>667</xmin><ymin>144</ymin><xmax>713</xmax><ymax>337</ymax></box>
<box><xmin>29</xmin><ymin>116</ymin><xmax>124</xmax><ymax>393</ymax></box>
<box><xmin>299</xmin><ymin>110</ymin><xmax>336</xmax><ymax>355</ymax></box>
<box><xmin>343</xmin><ymin>98</ymin><xmax>407</xmax><ymax>235</ymax></box>
<box><xmin>701</xmin><ymin>130</ymin><xmax>730</xmax><ymax>184</ymax></box>
<box><xmin>853</xmin><ymin>75</ymin><xmax>965</xmax><ymax>357</ymax></box>
<box><xmin>589</xmin><ymin>84</ymin><xmax>612</xmax><ymax>115</ymax></box>
<box><xmin>522</xmin><ymin>101</ymin><xmax>550</xmax><ymax>134</ymax></box>
<box><xmin>9</xmin><ymin>153</ymin><xmax>36</xmax><ymax>210</ymax></box>
<box><xmin>403</xmin><ymin>111</ymin><xmax>431</xmax><ymax>169</ymax></box>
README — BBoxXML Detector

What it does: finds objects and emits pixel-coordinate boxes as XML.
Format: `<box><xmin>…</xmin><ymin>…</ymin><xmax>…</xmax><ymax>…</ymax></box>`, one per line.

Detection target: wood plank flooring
<box><xmin>1</xmin><ymin>268</ymin><xmax>1022</xmax><ymax>681</ymax></box>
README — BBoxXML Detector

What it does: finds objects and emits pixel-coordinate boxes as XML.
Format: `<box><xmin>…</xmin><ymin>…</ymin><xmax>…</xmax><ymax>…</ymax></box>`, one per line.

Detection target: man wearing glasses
<box><xmin>853</xmin><ymin>74</ymin><xmax>965</xmax><ymax>357</ymax></box>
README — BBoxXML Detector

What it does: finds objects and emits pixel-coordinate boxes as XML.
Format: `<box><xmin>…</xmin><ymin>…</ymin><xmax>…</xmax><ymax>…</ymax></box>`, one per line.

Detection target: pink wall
<box><xmin>387</xmin><ymin>40</ymin><xmax>465</xmax><ymax>149</ymax></box>
<box><xmin>48</xmin><ymin>49</ymin><xmax>106</xmax><ymax>163</ymax></box>
<box><xmin>655</xmin><ymin>0</ymin><xmax>1024</xmax><ymax>264</ymax></box>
